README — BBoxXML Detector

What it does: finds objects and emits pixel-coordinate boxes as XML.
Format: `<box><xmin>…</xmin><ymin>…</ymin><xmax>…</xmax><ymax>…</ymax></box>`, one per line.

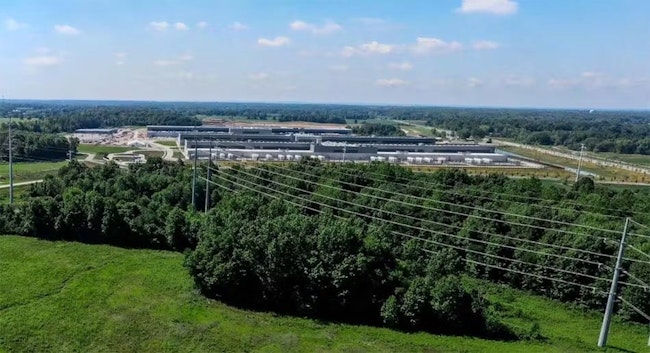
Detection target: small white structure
<box><xmin>128</xmin><ymin>140</ymin><xmax>148</xmax><ymax>148</ymax></box>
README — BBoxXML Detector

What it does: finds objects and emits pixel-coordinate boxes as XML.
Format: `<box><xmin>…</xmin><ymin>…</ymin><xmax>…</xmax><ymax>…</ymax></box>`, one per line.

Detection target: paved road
<box><xmin>0</xmin><ymin>179</ymin><xmax>43</xmax><ymax>189</ymax></box>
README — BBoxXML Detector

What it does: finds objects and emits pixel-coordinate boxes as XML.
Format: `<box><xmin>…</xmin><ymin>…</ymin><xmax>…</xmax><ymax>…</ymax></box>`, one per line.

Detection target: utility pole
<box><xmin>191</xmin><ymin>134</ymin><xmax>198</xmax><ymax>209</ymax></box>
<box><xmin>205</xmin><ymin>141</ymin><xmax>212</xmax><ymax>212</ymax></box>
<box><xmin>576</xmin><ymin>143</ymin><xmax>585</xmax><ymax>182</ymax></box>
<box><xmin>598</xmin><ymin>217</ymin><xmax>630</xmax><ymax>347</ymax></box>
<box><xmin>8</xmin><ymin>110</ymin><xmax>13</xmax><ymax>204</ymax></box>
<box><xmin>342</xmin><ymin>144</ymin><xmax>347</xmax><ymax>163</ymax></box>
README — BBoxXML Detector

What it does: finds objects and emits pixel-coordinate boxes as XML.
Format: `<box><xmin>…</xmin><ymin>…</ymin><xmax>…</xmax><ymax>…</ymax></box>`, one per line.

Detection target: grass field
<box><xmin>139</xmin><ymin>150</ymin><xmax>165</xmax><ymax>159</ymax></box>
<box><xmin>156</xmin><ymin>140</ymin><xmax>178</xmax><ymax>147</ymax></box>
<box><xmin>500</xmin><ymin>146</ymin><xmax>650</xmax><ymax>183</ymax></box>
<box><xmin>0</xmin><ymin>161</ymin><xmax>67</xmax><ymax>184</ymax></box>
<box><xmin>77</xmin><ymin>144</ymin><xmax>136</xmax><ymax>154</ymax></box>
<box><xmin>0</xmin><ymin>235</ymin><xmax>647</xmax><ymax>353</ymax></box>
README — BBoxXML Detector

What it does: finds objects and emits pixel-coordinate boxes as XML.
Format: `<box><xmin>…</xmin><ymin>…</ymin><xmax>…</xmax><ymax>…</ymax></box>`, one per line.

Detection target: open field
<box><xmin>500</xmin><ymin>146</ymin><xmax>650</xmax><ymax>183</ymax></box>
<box><xmin>77</xmin><ymin>144</ymin><xmax>136</xmax><ymax>154</ymax></box>
<box><xmin>138</xmin><ymin>150</ymin><xmax>165</xmax><ymax>159</ymax></box>
<box><xmin>0</xmin><ymin>161</ymin><xmax>67</xmax><ymax>184</ymax></box>
<box><xmin>156</xmin><ymin>140</ymin><xmax>178</xmax><ymax>147</ymax></box>
<box><xmin>1</xmin><ymin>235</ymin><xmax>645</xmax><ymax>353</ymax></box>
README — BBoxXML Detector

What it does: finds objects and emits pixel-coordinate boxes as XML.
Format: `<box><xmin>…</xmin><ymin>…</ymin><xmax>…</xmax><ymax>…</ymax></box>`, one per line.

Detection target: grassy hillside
<box><xmin>0</xmin><ymin>235</ymin><xmax>647</xmax><ymax>353</ymax></box>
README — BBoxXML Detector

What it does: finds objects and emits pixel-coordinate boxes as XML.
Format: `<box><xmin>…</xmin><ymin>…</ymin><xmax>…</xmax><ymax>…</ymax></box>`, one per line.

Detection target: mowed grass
<box><xmin>77</xmin><ymin>144</ymin><xmax>136</xmax><ymax>154</ymax></box>
<box><xmin>0</xmin><ymin>161</ymin><xmax>67</xmax><ymax>184</ymax></box>
<box><xmin>1</xmin><ymin>236</ymin><xmax>648</xmax><ymax>353</ymax></box>
<box><xmin>500</xmin><ymin>146</ymin><xmax>650</xmax><ymax>183</ymax></box>
<box><xmin>156</xmin><ymin>140</ymin><xmax>178</xmax><ymax>147</ymax></box>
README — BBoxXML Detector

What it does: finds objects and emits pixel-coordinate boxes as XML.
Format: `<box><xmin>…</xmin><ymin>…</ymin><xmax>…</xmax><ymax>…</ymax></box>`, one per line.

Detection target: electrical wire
<box><xmin>205</xmin><ymin>174</ymin><xmax>617</xmax><ymax>292</ymax></box>
<box><xmin>260</xmin><ymin>164</ymin><xmax>623</xmax><ymax>242</ymax></box>
<box><xmin>314</xmin><ymin>161</ymin><xmax>650</xmax><ymax>218</ymax></box>
<box><xmin>220</xmin><ymin>166</ymin><xmax>650</xmax><ymax>267</ymax></box>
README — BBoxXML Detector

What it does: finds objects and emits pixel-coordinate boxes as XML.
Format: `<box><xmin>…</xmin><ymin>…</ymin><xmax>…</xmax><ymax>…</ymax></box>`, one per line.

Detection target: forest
<box><xmin>351</xmin><ymin>123</ymin><xmax>406</xmax><ymax>136</ymax></box>
<box><xmin>0</xmin><ymin>131</ymin><xmax>77</xmax><ymax>161</ymax></box>
<box><xmin>0</xmin><ymin>159</ymin><xmax>648</xmax><ymax>338</ymax></box>
<box><xmin>424</xmin><ymin>112</ymin><xmax>650</xmax><ymax>154</ymax></box>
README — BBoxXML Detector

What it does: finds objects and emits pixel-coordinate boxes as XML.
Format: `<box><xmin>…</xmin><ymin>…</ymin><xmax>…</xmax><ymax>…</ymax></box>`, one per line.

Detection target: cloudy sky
<box><xmin>1</xmin><ymin>0</ymin><xmax>649</xmax><ymax>109</ymax></box>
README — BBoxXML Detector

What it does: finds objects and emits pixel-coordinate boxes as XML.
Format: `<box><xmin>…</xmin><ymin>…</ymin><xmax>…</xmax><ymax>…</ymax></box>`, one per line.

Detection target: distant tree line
<box><xmin>0</xmin><ymin>131</ymin><xmax>77</xmax><ymax>161</ymax></box>
<box><xmin>4</xmin><ymin>101</ymin><xmax>650</xmax><ymax>154</ymax></box>
<box><xmin>424</xmin><ymin>111</ymin><xmax>650</xmax><ymax>154</ymax></box>
<box><xmin>351</xmin><ymin>123</ymin><xmax>406</xmax><ymax>136</ymax></box>
<box><xmin>0</xmin><ymin>159</ymin><xmax>648</xmax><ymax>335</ymax></box>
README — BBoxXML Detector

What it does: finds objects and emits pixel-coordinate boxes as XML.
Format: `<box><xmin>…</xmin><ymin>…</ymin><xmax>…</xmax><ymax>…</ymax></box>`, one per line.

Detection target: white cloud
<box><xmin>229</xmin><ymin>22</ymin><xmax>248</xmax><ymax>31</ymax></box>
<box><xmin>149</xmin><ymin>21</ymin><xmax>169</xmax><ymax>32</ymax></box>
<box><xmin>353</xmin><ymin>17</ymin><xmax>386</xmax><ymax>25</ymax></box>
<box><xmin>153</xmin><ymin>59</ymin><xmax>179</xmax><ymax>67</ymax></box>
<box><xmin>114</xmin><ymin>52</ymin><xmax>127</xmax><ymax>65</ymax></box>
<box><xmin>457</xmin><ymin>0</ymin><xmax>518</xmax><ymax>15</ymax></box>
<box><xmin>329</xmin><ymin>64</ymin><xmax>349</xmax><ymax>72</ymax></box>
<box><xmin>342</xmin><ymin>41</ymin><xmax>394</xmax><ymax>57</ymax></box>
<box><xmin>257</xmin><ymin>36</ymin><xmax>290</xmax><ymax>47</ymax></box>
<box><xmin>289</xmin><ymin>20</ymin><xmax>342</xmax><ymax>35</ymax></box>
<box><xmin>24</xmin><ymin>55</ymin><xmax>62</xmax><ymax>67</ymax></box>
<box><xmin>581</xmin><ymin>71</ymin><xmax>603</xmax><ymax>79</ymax></box>
<box><xmin>504</xmin><ymin>76</ymin><xmax>535</xmax><ymax>87</ymax></box>
<box><xmin>473</xmin><ymin>40</ymin><xmax>500</xmax><ymax>50</ymax></box>
<box><xmin>153</xmin><ymin>54</ymin><xmax>194</xmax><ymax>67</ymax></box>
<box><xmin>54</xmin><ymin>24</ymin><xmax>81</xmax><ymax>35</ymax></box>
<box><xmin>174</xmin><ymin>22</ymin><xmax>189</xmax><ymax>31</ymax></box>
<box><xmin>389</xmin><ymin>62</ymin><xmax>413</xmax><ymax>71</ymax></box>
<box><xmin>248</xmin><ymin>72</ymin><xmax>269</xmax><ymax>81</ymax></box>
<box><xmin>547</xmin><ymin>78</ymin><xmax>576</xmax><ymax>89</ymax></box>
<box><xmin>5</xmin><ymin>18</ymin><xmax>27</xmax><ymax>31</ymax></box>
<box><xmin>196</xmin><ymin>21</ymin><xmax>208</xmax><ymax>29</ymax></box>
<box><xmin>376</xmin><ymin>78</ymin><xmax>408</xmax><ymax>87</ymax></box>
<box><xmin>412</xmin><ymin>37</ymin><xmax>462</xmax><ymax>54</ymax></box>
<box><xmin>467</xmin><ymin>77</ymin><xmax>484</xmax><ymax>87</ymax></box>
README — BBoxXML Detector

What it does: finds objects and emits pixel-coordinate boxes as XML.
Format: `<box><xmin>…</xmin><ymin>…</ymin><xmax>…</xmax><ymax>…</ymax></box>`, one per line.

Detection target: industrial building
<box><xmin>146</xmin><ymin>125</ymin><xmax>516</xmax><ymax>166</ymax></box>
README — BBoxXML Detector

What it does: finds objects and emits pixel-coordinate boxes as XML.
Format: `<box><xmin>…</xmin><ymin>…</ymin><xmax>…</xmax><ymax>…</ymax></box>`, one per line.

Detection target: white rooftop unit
<box><xmin>415</xmin><ymin>157</ymin><xmax>423</xmax><ymax>164</ymax></box>
<box><xmin>423</xmin><ymin>157</ymin><xmax>432</xmax><ymax>164</ymax></box>
<box><xmin>377</xmin><ymin>156</ymin><xmax>386</xmax><ymax>162</ymax></box>
<box><xmin>294</xmin><ymin>154</ymin><xmax>302</xmax><ymax>160</ymax></box>
<box><xmin>286</xmin><ymin>154</ymin><xmax>294</xmax><ymax>161</ymax></box>
<box><xmin>219</xmin><ymin>152</ymin><xmax>226</xmax><ymax>159</ymax></box>
<box><xmin>265</xmin><ymin>154</ymin><xmax>273</xmax><ymax>160</ymax></box>
<box><xmin>227</xmin><ymin>153</ymin><xmax>234</xmax><ymax>160</ymax></box>
<box><xmin>482</xmin><ymin>158</ymin><xmax>492</xmax><ymax>164</ymax></box>
<box><xmin>465</xmin><ymin>158</ymin><xmax>473</xmax><ymax>163</ymax></box>
<box><xmin>473</xmin><ymin>158</ymin><xmax>482</xmax><ymax>164</ymax></box>
<box><xmin>278</xmin><ymin>154</ymin><xmax>286</xmax><ymax>161</ymax></box>
<box><xmin>407</xmin><ymin>157</ymin><xmax>414</xmax><ymax>163</ymax></box>
<box><xmin>370</xmin><ymin>156</ymin><xmax>378</xmax><ymax>161</ymax></box>
<box><xmin>317</xmin><ymin>155</ymin><xmax>325</xmax><ymax>161</ymax></box>
<box><xmin>251</xmin><ymin>154</ymin><xmax>259</xmax><ymax>160</ymax></box>
<box><xmin>436</xmin><ymin>157</ymin><xmax>447</xmax><ymax>163</ymax></box>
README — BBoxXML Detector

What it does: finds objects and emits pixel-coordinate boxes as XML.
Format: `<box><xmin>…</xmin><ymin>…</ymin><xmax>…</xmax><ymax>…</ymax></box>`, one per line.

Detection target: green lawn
<box><xmin>0</xmin><ymin>161</ymin><xmax>67</xmax><ymax>184</ymax></box>
<box><xmin>500</xmin><ymin>146</ymin><xmax>650</xmax><ymax>183</ymax></box>
<box><xmin>77</xmin><ymin>144</ymin><xmax>135</xmax><ymax>154</ymax></box>
<box><xmin>156</xmin><ymin>140</ymin><xmax>178</xmax><ymax>147</ymax></box>
<box><xmin>0</xmin><ymin>235</ymin><xmax>647</xmax><ymax>353</ymax></box>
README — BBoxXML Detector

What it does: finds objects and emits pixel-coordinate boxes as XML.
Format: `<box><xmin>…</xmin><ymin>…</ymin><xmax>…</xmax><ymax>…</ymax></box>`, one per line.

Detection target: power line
<box><xmin>263</xmin><ymin>164</ymin><xmax>625</xmax><ymax>237</ymax></box>
<box><xmin>211</xmin><ymin>169</ymin><xmax>613</xmax><ymax>268</ymax></box>
<box><xmin>316</xmin><ymin>162</ymin><xmax>650</xmax><ymax>218</ymax></box>
<box><xmin>257</xmin><ymin>164</ymin><xmax>650</xmax><ymax>265</ymax></box>
<box><xmin>206</xmin><ymin>174</ymin><xmax>622</xmax><ymax>292</ymax></box>
<box><xmin>254</xmin><ymin>165</ymin><xmax>622</xmax><ymax>245</ymax></box>
<box><xmin>221</xmin><ymin>166</ymin><xmax>650</xmax><ymax>267</ymax></box>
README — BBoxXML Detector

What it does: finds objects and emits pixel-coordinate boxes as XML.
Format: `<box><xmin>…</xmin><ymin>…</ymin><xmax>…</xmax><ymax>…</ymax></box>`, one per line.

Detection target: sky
<box><xmin>1</xmin><ymin>0</ymin><xmax>649</xmax><ymax>109</ymax></box>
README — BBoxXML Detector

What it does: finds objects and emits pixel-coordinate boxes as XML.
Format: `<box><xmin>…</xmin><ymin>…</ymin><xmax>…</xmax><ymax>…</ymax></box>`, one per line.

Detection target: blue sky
<box><xmin>1</xmin><ymin>0</ymin><xmax>649</xmax><ymax>109</ymax></box>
